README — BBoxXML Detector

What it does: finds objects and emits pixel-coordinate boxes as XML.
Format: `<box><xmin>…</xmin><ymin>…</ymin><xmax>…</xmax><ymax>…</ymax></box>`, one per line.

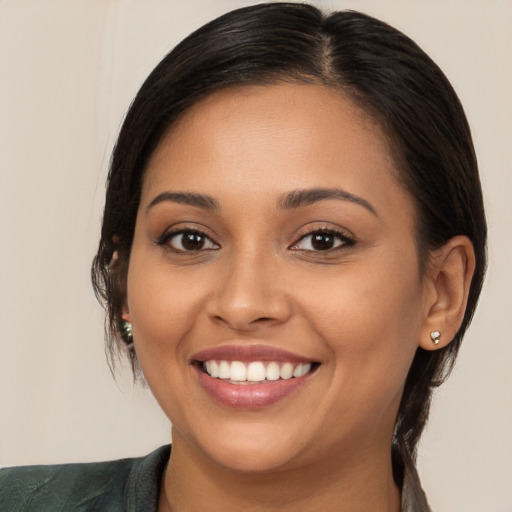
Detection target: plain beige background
<box><xmin>0</xmin><ymin>1</ymin><xmax>510</xmax><ymax>510</ymax></box>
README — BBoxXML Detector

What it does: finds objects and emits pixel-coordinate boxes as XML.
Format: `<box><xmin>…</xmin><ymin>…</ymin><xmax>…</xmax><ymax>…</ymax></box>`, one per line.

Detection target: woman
<box><xmin>0</xmin><ymin>3</ymin><xmax>486</xmax><ymax>511</ymax></box>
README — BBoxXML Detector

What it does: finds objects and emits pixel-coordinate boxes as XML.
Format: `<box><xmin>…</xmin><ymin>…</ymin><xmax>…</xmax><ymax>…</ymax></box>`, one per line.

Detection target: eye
<box><xmin>290</xmin><ymin>229</ymin><xmax>354</xmax><ymax>252</ymax></box>
<box><xmin>159</xmin><ymin>230</ymin><xmax>219</xmax><ymax>252</ymax></box>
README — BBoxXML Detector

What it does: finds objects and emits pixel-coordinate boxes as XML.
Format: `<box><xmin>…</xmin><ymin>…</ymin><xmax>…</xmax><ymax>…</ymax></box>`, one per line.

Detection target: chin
<box><xmin>190</xmin><ymin>425</ymin><xmax>308</xmax><ymax>474</ymax></box>
<box><xmin>209</xmin><ymin>444</ymin><xmax>300</xmax><ymax>474</ymax></box>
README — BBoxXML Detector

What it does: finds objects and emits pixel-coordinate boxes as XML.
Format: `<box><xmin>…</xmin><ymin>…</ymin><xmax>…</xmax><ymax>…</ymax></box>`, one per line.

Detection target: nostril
<box><xmin>207</xmin><ymin>293</ymin><xmax>291</xmax><ymax>331</ymax></box>
<box><xmin>211</xmin><ymin>314</ymin><xmax>280</xmax><ymax>333</ymax></box>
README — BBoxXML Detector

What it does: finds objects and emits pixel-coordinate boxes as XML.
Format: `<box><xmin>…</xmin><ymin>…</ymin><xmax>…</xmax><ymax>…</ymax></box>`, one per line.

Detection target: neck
<box><xmin>159</xmin><ymin>433</ymin><xmax>401</xmax><ymax>512</ymax></box>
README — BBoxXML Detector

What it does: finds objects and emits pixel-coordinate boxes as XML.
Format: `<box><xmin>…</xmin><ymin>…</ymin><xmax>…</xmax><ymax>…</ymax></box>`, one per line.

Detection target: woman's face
<box><xmin>126</xmin><ymin>83</ymin><xmax>433</xmax><ymax>473</ymax></box>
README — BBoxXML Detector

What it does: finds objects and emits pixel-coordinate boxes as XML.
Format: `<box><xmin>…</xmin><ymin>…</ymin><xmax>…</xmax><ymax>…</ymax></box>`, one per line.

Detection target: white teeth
<box><xmin>280</xmin><ymin>362</ymin><xmax>294</xmax><ymax>380</ymax></box>
<box><xmin>247</xmin><ymin>362</ymin><xmax>266</xmax><ymax>382</ymax></box>
<box><xmin>218</xmin><ymin>361</ymin><xmax>230</xmax><ymax>379</ymax></box>
<box><xmin>203</xmin><ymin>360</ymin><xmax>314</xmax><ymax>382</ymax></box>
<box><xmin>293</xmin><ymin>363</ymin><xmax>311</xmax><ymax>378</ymax></box>
<box><xmin>292</xmin><ymin>364</ymin><xmax>302</xmax><ymax>378</ymax></box>
<box><xmin>209</xmin><ymin>360</ymin><xmax>219</xmax><ymax>378</ymax></box>
<box><xmin>266</xmin><ymin>362</ymin><xmax>280</xmax><ymax>381</ymax></box>
<box><xmin>230</xmin><ymin>361</ymin><xmax>247</xmax><ymax>381</ymax></box>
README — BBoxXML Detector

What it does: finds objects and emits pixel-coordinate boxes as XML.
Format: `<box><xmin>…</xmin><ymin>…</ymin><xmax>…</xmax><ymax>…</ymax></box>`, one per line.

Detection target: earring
<box><xmin>120</xmin><ymin>320</ymin><xmax>133</xmax><ymax>345</ymax></box>
<box><xmin>430</xmin><ymin>330</ymin><xmax>441</xmax><ymax>345</ymax></box>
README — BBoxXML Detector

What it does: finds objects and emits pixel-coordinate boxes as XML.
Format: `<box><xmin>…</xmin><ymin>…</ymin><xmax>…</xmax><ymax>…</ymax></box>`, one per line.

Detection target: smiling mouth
<box><xmin>197</xmin><ymin>360</ymin><xmax>319</xmax><ymax>384</ymax></box>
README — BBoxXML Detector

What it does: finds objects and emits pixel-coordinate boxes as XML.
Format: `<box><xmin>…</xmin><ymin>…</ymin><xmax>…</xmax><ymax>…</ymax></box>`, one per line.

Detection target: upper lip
<box><xmin>191</xmin><ymin>344</ymin><xmax>316</xmax><ymax>364</ymax></box>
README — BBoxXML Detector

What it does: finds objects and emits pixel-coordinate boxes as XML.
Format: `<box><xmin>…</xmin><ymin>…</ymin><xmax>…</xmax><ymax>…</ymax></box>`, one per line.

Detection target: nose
<box><xmin>206</xmin><ymin>250</ymin><xmax>291</xmax><ymax>332</ymax></box>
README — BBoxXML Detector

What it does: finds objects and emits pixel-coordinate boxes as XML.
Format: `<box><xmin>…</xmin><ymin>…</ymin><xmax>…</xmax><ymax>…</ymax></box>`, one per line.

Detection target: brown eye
<box><xmin>311</xmin><ymin>233</ymin><xmax>337</xmax><ymax>251</ymax></box>
<box><xmin>290</xmin><ymin>229</ymin><xmax>354</xmax><ymax>252</ymax></box>
<box><xmin>165</xmin><ymin>230</ymin><xmax>219</xmax><ymax>252</ymax></box>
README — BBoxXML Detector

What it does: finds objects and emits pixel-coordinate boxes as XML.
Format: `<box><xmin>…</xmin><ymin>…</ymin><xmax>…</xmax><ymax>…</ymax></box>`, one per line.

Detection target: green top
<box><xmin>0</xmin><ymin>445</ymin><xmax>170</xmax><ymax>512</ymax></box>
<box><xmin>0</xmin><ymin>445</ymin><xmax>431</xmax><ymax>511</ymax></box>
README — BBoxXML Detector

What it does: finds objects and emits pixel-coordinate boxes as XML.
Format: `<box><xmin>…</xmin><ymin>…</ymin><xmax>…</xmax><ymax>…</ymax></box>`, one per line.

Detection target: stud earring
<box><xmin>430</xmin><ymin>330</ymin><xmax>441</xmax><ymax>345</ymax></box>
<box><xmin>120</xmin><ymin>320</ymin><xmax>133</xmax><ymax>345</ymax></box>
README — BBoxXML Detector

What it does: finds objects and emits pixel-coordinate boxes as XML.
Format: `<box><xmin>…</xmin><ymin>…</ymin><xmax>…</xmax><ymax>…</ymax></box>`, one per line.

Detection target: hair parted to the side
<box><xmin>91</xmin><ymin>2</ymin><xmax>486</xmax><ymax>480</ymax></box>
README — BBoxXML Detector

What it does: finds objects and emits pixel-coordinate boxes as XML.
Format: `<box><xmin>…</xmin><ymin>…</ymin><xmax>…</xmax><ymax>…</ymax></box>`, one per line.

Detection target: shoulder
<box><xmin>0</xmin><ymin>445</ymin><xmax>171</xmax><ymax>512</ymax></box>
<box><xmin>401</xmin><ymin>456</ymin><xmax>432</xmax><ymax>512</ymax></box>
<box><xmin>0</xmin><ymin>458</ymin><xmax>131</xmax><ymax>512</ymax></box>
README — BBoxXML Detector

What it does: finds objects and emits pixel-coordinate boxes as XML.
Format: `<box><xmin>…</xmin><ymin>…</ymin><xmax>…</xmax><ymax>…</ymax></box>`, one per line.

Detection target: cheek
<box><xmin>125</xmin><ymin>252</ymin><xmax>207</xmax><ymax>359</ymax></box>
<box><xmin>311</xmin><ymin>281</ymin><xmax>422</xmax><ymax>442</ymax></box>
<box><xmin>297</xmin><ymin>255</ymin><xmax>424</xmax><ymax>384</ymax></box>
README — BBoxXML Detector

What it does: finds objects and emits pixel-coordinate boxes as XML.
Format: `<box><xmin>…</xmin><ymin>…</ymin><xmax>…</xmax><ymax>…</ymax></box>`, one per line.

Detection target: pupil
<box><xmin>312</xmin><ymin>233</ymin><xmax>334</xmax><ymax>250</ymax></box>
<box><xmin>182</xmin><ymin>233</ymin><xmax>204</xmax><ymax>250</ymax></box>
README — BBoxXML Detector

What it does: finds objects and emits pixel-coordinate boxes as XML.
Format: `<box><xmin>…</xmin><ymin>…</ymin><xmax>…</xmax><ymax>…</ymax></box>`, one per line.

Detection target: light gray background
<box><xmin>0</xmin><ymin>1</ymin><xmax>510</xmax><ymax>511</ymax></box>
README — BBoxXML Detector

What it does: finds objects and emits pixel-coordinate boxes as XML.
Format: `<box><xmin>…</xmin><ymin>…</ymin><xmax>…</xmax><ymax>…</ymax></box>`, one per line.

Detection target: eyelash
<box><xmin>289</xmin><ymin>228</ymin><xmax>355</xmax><ymax>253</ymax></box>
<box><xmin>156</xmin><ymin>229</ymin><xmax>219</xmax><ymax>252</ymax></box>
<box><xmin>157</xmin><ymin>227</ymin><xmax>355</xmax><ymax>254</ymax></box>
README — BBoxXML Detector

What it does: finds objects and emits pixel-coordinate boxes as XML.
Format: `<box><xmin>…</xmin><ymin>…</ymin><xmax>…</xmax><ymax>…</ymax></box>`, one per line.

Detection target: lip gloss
<box><xmin>191</xmin><ymin>344</ymin><xmax>316</xmax><ymax>408</ymax></box>
<box><xmin>194</xmin><ymin>365</ymin><xmax>310</xmax><ymax>408</ymax></box>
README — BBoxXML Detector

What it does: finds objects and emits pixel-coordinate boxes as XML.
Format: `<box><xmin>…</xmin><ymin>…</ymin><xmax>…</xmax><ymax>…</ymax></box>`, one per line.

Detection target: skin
<box><xmin>123</xmin><ymin>83</ymin><xmax>474</xmax><ymax>511</ymax></box>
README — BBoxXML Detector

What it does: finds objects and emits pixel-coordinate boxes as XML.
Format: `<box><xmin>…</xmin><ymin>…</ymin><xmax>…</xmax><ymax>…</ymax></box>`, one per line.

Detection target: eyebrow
<box><xmin>279</xmin><ymin>188</ymin><xmax>378</xmax><ymax>216</ymax></box>
<box><xmin>146</xmin><ymin>187</ymin><xmax>377</xmax><ymax>216</ymax></box>
<box><xmin>146</xmin><ymin>191</ymin><xmax>219</xmax><ymax>213</ymax></box>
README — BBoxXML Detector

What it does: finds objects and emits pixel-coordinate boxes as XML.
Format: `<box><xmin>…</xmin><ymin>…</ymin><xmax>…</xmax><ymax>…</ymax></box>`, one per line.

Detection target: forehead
<box><xmin>142</xmin><ymin>83</ymin><xmax>410</xmax><ymax>216</ymax></box>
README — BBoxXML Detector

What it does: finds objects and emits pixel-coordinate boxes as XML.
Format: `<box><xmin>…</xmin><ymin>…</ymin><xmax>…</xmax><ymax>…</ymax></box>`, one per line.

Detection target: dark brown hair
<box><xmin>92</xmin><ymin>2</ymin><xmax>487</xmax><ymax>478</ymax></box>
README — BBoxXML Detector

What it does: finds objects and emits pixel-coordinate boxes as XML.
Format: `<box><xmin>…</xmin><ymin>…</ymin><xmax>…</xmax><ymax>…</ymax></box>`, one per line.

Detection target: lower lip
<box><xmin>194</xmin><ymin>365</ymin><xmax>311</xmax><ymax>408</ymax></box>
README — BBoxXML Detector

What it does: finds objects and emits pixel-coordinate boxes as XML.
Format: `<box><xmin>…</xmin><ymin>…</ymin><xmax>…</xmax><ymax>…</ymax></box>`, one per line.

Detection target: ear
<box><xmin>121</xmin><ymin>309</ymin><xmax>131</xmax><ymax>322</ymax></box>
<box><xmin>419</xmin><ymin>236</ymin><xmax>476</xmax><ymax>351</ymax></box>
